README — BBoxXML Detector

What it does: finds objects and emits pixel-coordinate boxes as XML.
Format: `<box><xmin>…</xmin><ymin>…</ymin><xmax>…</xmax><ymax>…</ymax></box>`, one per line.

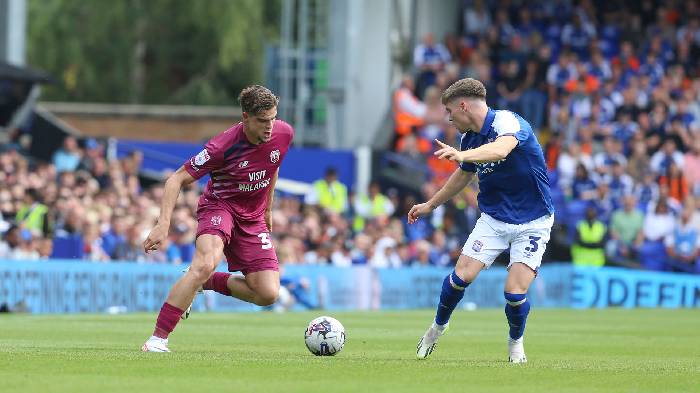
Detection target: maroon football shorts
<box><xmin>195</xmin><ymin>198</ymin><xmax>278</xmax><ymax>275</ymax></box>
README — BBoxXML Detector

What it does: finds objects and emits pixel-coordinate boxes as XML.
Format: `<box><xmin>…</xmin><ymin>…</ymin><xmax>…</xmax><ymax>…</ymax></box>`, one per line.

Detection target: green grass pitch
<box><xmin>1</xmin><ymin>309</ymin><xmax>698</xmax><ymax>393</ymax></box>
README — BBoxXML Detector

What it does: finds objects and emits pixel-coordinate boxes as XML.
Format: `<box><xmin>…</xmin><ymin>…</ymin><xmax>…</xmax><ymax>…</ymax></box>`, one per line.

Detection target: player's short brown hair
<box><xmin>441</xmin><ymin>78</ymin><xmax>487</xmax><ymax>105</ymax></box>
<box><xmin>238</xmin><ymin>85</ymin><xmax>279</xmax><ymax>114</ymax></box>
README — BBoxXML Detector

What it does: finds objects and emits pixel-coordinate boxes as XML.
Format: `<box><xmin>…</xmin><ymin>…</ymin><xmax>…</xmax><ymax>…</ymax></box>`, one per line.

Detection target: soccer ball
<box><xmin>304</xmin><ymin>316</ymin><xmax>345</xmax><ymax>356</ymax></box>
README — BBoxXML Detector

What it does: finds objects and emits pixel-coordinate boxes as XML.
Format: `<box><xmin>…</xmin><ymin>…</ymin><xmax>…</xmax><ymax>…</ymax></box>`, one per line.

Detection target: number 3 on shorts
<box><xmin>258</xmin><ymin>233</ymin><xmax>273</xmax><ymax>250</ymax></box>
<box><xmin>524</xmin><ymin>235</ymin><xmax>541</xmax><ymax>252</ymax></box>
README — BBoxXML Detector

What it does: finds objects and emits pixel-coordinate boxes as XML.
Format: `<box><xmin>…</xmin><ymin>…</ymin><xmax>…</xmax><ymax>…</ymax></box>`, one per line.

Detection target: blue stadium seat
<box><xmin>51</xmin><ymin>235</ymin><xmax>84</xmax><ymax>259</ymax></box>
<box><xmin>638</xmin><ymin>240</ymin><xmax>667</xmax><ymax>271</ymax></box>
<box><xmin>564</xmin><ymin>200</ymin><xmax>589</xmax><ymax>241</ymax></box>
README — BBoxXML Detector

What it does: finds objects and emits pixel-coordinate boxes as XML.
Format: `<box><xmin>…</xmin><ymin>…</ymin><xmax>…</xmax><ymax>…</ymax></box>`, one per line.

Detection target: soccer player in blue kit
<box><xmin>408</xmin><ymin>78</ymin><xmax>554</xmax><ymax>363</ymax></box>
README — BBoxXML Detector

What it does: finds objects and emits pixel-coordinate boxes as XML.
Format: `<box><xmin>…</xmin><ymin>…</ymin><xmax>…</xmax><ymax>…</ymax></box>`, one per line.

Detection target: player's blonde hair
<box><xmin>238</xmin><ymin>85</ymin><xmax>279</xmax><ymax>114</ymax></box>
<box><xmin>441</xmin><ymin>78</ymin><xmax>487</xmax><ymax>105</ymax></box>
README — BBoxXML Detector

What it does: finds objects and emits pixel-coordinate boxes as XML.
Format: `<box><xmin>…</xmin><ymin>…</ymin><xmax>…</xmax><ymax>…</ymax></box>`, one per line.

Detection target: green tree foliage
<box><xmin>27</xmin><ymin>0</ymin><xmax>280</xmax><ymax>105</ymax></box>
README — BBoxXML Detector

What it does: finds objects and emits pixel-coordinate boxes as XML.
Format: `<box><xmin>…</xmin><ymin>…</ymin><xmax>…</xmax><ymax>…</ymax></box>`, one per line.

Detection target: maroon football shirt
<box><xmin>184</xmin><ymin>120</ymin><xmax>294</xmax><ymax>220</ymax></box>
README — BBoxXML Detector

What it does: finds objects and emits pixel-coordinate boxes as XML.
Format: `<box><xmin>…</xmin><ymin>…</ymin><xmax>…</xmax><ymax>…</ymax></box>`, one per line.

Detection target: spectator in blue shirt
<box><xmin>572</xmin><ymin>163</ymin><xmax>598</xmax><ymax>201</ymax></box>
<box><xmin>52</xmin><ymin>136</ymin><xmax>82</xmax><ymax>173</ymax></box>
<box><xmin>413</xmin><ymin>33</ymin><xmax>451</xmax><ymax>98</ymax></box>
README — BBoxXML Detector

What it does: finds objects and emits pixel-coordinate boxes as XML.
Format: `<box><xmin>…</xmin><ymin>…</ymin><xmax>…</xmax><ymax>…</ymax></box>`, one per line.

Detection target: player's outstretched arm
<box><xmin>434</xmin><ymin>136</ymin><xmax>518</xmax><ymax>164</ymax></box>
<box><xmin>407</xmin><ymin>169</ymin><xmax>474</xmax><ymax>224</ymax></box>
<box><xmin>143</xmin><ymin>166</ymin><xmax>196</xmax><ymax>253</ymax></box>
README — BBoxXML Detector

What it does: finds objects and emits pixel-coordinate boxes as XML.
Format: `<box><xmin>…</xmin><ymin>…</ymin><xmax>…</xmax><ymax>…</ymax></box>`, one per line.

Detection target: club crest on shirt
<box><xmin>210</xmin><ymin>215</ymin><xmax>222</xmax><ymax>226</ymax></box>
<box><xmin>194</xmin><ymin>149</ymin><xmax>210</xmax><ymax>166</ymax></box>
<box><xmin>472</xmin><ymin>240</ymin><xmax>484</xmax><ymax>252</ymax></box>
<box><xmin>270</xmin><ymin>149</ymin><xmax>280</xmax><ymax>163</ymax></box>
<box><xmin>238</xmin><ymin>160</ymin><xmax>249</xmax><ymax>168</ymax></box>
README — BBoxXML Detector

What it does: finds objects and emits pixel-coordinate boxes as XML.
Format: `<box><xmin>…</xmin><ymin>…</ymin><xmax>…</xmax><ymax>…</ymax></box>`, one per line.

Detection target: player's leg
<box><xmin>416</xmin><ymin>255</ymin><xmax>484</xmax><ymax>359</ymax></box>
<box><xmin>503</xmin><ymin>263</ymin><xmax>536</xmax><ymax>363</ymax></box>
<box><xmin>504</xmin><ymin>214</ymin><xmax>553</xmax><ymax>363</ymax></box>
<box><xmin>417</xmin><ymin>214</ymin><xmax>508</xmax><ymax>359</ymax></box>
<box><xmin>201</xmin><ymin>217</ymin><xmax>281</xmax><ymax>306</ymax></box>
<box><xmin>436</xmin><ymin>255</ymin><xmax>484</xmax><ymax>327</ymax></box>
<box><xmin>143</xmin><ymin>234</ymin><xmax>224</xmax><ymax>352</ymax></box>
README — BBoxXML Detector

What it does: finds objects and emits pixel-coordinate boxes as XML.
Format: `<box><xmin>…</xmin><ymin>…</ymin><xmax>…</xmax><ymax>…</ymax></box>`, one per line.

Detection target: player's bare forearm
<box><xmin>266</xmin><ymin>169</ymin><xmax>279</xmax><ymax>211</ymax></box>
<box><xmin>460</xmin><ymin>135</ymin><xmax>518</xmax><ymax>163</ymax></box>
<box><xmin>427</xmin><ymin>169</ymin><xmax>473</xmax><ymax>209</ymax></box>
<box><xmin>158</xmin><ymin>166</ymin><xmax>196</xmax><ymax>225</ymax></box>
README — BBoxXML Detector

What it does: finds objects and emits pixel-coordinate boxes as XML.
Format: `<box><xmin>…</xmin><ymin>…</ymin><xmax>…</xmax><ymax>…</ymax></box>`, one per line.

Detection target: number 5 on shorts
<box><xmin>258</xmin><ymin>233</ymin><xmax>273</xmax><ymax>250</ymax></box>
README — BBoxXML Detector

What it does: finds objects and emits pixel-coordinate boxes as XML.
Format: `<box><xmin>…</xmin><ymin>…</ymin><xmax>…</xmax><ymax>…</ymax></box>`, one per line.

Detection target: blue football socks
<box><xmin>504</xmin><ymin>292</ymin><xmax>530</xmax><ymax>340</ymax></box>
<box><xmin>435</xmin><ymin>271</ymin><xmax>470</xmax><ymax>326</ymax></box>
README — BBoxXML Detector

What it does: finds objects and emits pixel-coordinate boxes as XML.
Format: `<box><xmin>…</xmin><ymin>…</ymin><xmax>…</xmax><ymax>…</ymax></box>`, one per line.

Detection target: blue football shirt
<box><xmin>459</xmin><ymin>108</ymin><xmax>554</xmax><ymax>224</ymax></box>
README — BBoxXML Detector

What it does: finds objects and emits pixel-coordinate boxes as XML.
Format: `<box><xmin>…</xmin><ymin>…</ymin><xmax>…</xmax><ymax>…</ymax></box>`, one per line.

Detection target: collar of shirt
<box><xmin>478</xmin><ymin>107</ymin><xmax>497</xmax><ymax>136</ymax></box>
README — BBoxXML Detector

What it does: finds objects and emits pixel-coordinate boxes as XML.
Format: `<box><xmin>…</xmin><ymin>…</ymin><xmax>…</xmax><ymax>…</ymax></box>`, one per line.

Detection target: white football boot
<box><xmin>181</xmin><ymin>265</ymin><xmax>203</xmax><ymax>320</ymax></box>
<box><xmin>508</xmin><ymin>336</ymin><xmax>527</xmax><ymax>363</ymax></box>
<box><xmin>141</xmin><ymin>336</ymin><xmax>170</xmax><ymax>353</ymax></box>
<box><xmin>416</xmin><ymin>322</ymin><xmax>448</xmax><ymax>359</ymax></box>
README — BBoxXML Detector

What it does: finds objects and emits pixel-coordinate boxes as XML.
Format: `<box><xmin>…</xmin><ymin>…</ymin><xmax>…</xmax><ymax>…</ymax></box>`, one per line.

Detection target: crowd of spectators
<box><xmin>0</xmin><ymin>136</ymin><xmax>473</xmax><ymax>269</ymax></box>
<box><xmin>3</xmin><ymin>1</ymin><xmax>700</xmax><ymax>273</ymax></box>
<box><xmin>389</xmin><ymin>0</ymin><xmax>700</xmax><ymax>273</ymax></box>
<box><xmin>0</xmin><ymin>136</ymin><xmax>200</xmax><ymax>264</ymax></box>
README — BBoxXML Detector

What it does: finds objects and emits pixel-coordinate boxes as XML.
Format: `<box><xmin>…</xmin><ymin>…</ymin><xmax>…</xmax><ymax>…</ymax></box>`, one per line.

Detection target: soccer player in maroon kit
<box><xmin>141</xmin><ymin>85</ymin><xmax>294</xmax><ymax>352</ymax></box>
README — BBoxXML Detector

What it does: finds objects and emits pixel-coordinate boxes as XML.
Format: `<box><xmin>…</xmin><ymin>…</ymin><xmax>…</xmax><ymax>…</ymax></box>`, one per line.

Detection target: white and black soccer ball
<box><xmin>304</xmin><ymin>316</ymin><xmax>345</xmax><ymax>356</ymax></box>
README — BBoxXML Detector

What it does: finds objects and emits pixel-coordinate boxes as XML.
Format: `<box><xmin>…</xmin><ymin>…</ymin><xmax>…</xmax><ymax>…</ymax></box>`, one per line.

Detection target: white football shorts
<box><xmin>461</xmin><ymin>213</ymin><xmax>554</xmax><ymax>271</ymax></box>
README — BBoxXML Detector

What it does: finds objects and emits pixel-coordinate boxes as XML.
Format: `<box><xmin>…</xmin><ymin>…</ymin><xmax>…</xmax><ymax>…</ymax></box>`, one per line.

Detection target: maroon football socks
<box><xmin>203</xmin><ymin>272</ymin><xmax>232</xmax><ymax>296</ymax></box>
<box><xmin>153</xmin><ymin>302</ymin><xmax>184</xmax><ymax>339</ymax></box>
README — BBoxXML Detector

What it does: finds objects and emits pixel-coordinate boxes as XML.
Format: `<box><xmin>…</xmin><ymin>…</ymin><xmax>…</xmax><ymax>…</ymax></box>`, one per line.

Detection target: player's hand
<box><xmin>265</xmin><ymin>209</ymin><xmax>272</xmax><ymax>232</ymax></box>
<box><xmin>407</xmin><ymin>202</ymin><xmax>435</xmax><ymax>224</ymax></box>
<box><xmin>434</xmin><ymin>139</ymin><xmax>464</xmax><ymax>162</ymax></box>
<box><xmin>143</xmin><ymin>222</ymin><xmax>168</xmax><ymax>253</ymax></box>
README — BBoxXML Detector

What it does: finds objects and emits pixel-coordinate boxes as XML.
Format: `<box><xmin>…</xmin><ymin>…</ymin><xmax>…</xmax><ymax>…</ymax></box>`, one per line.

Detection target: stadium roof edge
<box><xmin>40</xmin><ymin>102</ymin><xmax>242</xmax><ymax>118</ymax></box>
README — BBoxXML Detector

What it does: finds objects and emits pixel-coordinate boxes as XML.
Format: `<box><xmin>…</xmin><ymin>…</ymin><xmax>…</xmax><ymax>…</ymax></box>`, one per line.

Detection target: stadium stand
<box><xmin>1</xmin><ymin>1</ymin><xmax>700</xmax><ymax>274</ymax></box>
